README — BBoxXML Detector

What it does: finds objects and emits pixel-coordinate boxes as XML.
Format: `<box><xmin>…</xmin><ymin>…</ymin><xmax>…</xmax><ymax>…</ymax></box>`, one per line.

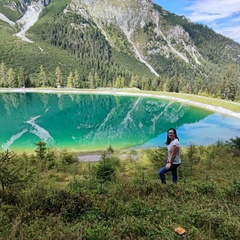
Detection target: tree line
<box><xmin>0</xmin><ymin>59</ymin><xmax>239</xmax><ymax>101</ymax></box>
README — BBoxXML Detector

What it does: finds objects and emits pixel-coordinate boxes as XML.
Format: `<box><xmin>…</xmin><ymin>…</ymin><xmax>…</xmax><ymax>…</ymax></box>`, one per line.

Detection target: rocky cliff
<box><xmin>66</xmin><ymin>0</ymin><xmax>204</xmax><ymax>76</ymax></box>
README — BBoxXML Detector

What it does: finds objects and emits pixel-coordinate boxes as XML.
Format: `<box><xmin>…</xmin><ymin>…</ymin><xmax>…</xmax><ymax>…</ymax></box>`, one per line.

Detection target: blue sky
<box><xmin>153</xmin><ymin>0</ymin><xmax>240</xmax><ymax>43</ymax></box>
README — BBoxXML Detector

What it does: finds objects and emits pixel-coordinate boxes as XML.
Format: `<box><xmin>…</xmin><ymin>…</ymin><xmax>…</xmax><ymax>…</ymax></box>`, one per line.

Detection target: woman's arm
<box><xmin>166</xmin><ymin>145</ymin><xmax>178</xmax><ymax>169</ymax></box>
<box><xmin>169</xmin><ymin>145</ymin><xmax>178</xmax><ymax>164</ymax></box>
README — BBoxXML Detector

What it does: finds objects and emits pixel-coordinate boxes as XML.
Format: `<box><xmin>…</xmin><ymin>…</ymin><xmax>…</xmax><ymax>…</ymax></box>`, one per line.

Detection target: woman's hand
<box><xmin>166</xmin><ymin>163</ymin><xmax>171</xmax><ymax>170</ymax></box>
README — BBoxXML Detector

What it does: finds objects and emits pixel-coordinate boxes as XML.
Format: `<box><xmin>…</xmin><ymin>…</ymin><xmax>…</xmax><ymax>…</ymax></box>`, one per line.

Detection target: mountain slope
<box><xmin>0</xmin><ymin>0</ymin><xmax>239</xmax><ymax>100</ymax></box>
<box><xmin>66</xmin><ymin>0</ymin><xmax>205</xmax><ymax>73</ymax></box>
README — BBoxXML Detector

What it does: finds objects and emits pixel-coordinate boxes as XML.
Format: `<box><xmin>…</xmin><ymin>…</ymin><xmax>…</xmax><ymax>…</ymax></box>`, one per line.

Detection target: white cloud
<box><xmin>183</xmin><ymin>0</ymin><xmax>240</xmax><ymax>43</ymax></box>
<box><xmin>189</xmin><ymin>13</ymin><xmax>229</xmax><ymax>22</ymax></box>
<box><xmin>185</xmin><ymin>0</ymin><xmax>240</xmax><ymax>21</ymax></box>
<box><xmin>217</xmin><ymin>26</ymin><xmax>240</xmax><ymax>43</ymax></box>
<box><xmin>232</xmin><ymin>17</ymin><xmax>240</xmax><ymax>23</ymax></box>
<box><xmin>153</xmin><ymin>0</ymin><xmax>240</xmax><ymax>43</ymax></box>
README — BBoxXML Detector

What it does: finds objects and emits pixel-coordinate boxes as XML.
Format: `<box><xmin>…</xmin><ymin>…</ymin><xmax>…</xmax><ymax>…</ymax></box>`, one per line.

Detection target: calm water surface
<box><xmin>138</xmin><ymin>113</ymin><xmax>240</xmax><ymax>148</ymax></box>
<box><xmin>0</xmin><ymin>92</ymin><xmax>239</xmax><ymax>152</ymax></box>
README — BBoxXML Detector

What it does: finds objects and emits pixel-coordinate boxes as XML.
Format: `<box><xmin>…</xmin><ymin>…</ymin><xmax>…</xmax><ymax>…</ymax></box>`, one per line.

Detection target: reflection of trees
<box><xmin>39</xmin><ymin>93</ymin><xmax>49</xmax><ymax>110</ymax></box>
<box><xmin>69</xmin><ymin>94</ymin><xmax>75</xmax><ymax>102</ymax></box>
<box><xmin>1</xmin><ymin>94</ymin><xmax>12</xmax><ymax>115</ymax></box>
<box><xmin>0</xmin><ymin>93</ymin><xmax>211</xmax><ymax>151</ymax></box>
<box><xmin>58</xmin><ymin>94</ymin><xmax>63</xmax><ymax>111</ymax></box>
<box><xmin>75</xmin><ymin>95</ymin><xmax>81</xmax><ymax>105</ymax></box>
<box><xmin>1</xmin><ymin>93</ymin><xmax>30</xmax><ymax>116</ymax></box>
<box><xmin>1</xmin><ymin>93</ymin><xmax>21</xmax><ymax>115</ymax></box>
<box><xmin>19</xmin><ymin>93</ymin><xmax>28</xmax><ymax>107</ymax></box>
<box><xmin>9</xmin><ymin>93</ymin><xmax>19</xmax><ymax>109</ymax></box>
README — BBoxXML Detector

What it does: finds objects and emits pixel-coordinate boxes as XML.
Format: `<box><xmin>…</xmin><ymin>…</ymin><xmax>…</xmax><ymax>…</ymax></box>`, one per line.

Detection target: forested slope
<box><xmin>0</xmin><ymin>0</ymin><xmax>239</xmax><ymax>101</ymax></box>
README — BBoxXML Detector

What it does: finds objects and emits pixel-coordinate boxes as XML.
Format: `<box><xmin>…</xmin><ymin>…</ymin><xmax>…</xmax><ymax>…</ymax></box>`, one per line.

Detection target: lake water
<box><xmin>0</xmin><ymin>92</ymin><xmax>239</xmax><ymax>152</ymax></box>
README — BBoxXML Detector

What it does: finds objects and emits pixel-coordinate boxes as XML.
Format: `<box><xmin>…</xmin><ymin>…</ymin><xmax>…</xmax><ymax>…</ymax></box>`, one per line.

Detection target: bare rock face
<box><xmin>69</xmin><ymin>0</ymin><xmax>152</xmax><ymax>31</ymax></box>
<box><xmin>4</xmin><ymin>0</ymin><xmax>51</xmax><ymax>15</ymax></box>
<box><xmin>67</xmin><ymin>0</ymin><xmax>203</xmax><ymax>72</ymax></box>
<box><xmin>1</xmin><ymin>0</ymin><xmax>205</xmax><ymax>74</ymax></box>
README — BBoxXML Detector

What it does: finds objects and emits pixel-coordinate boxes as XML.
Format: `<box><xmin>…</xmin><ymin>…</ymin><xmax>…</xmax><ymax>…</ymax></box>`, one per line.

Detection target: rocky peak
<box><xmin>3</xmin><ymin>0</ymin><xmax>51</xmax><ymax>15</ymax></box>
<box><xmin>67</xmin><ymin>0</ymin><xmax>203</xmax><ymax>74</ymax></box>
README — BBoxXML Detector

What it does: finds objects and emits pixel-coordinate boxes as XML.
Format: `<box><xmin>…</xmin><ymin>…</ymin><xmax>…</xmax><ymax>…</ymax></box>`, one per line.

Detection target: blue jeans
<box><xmin>159</xmin><ymin>164</ymin><xmax>180</xmax><ymax>184</ymax></box>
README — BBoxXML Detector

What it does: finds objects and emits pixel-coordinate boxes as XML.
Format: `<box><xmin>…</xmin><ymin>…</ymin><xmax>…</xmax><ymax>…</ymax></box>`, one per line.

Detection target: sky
<box><xmin>153</xmin><ymin>0</ymin><xmax>240</xmax><ymax>44</ymax></box>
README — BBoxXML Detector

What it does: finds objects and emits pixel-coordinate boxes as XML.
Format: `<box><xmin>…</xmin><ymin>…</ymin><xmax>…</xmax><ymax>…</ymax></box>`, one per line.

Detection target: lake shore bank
<box><xmin>1</xmin><ymin>88</ymin><xmax>240</xmax><ymax>119</ymax></box>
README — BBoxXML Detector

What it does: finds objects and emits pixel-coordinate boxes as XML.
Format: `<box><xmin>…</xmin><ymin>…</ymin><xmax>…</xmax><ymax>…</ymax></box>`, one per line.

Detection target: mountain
<box><xmin>0</xmin><ymin>0</ymin><xmax>240</xmax><ymax>100</ymax></box>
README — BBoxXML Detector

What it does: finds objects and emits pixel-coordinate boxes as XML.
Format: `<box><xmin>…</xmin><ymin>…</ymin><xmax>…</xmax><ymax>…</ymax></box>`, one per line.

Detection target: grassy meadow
<box><xmin>0</xmin><ymin>138</ymin><xmax>240</xmax><ymax>239</ymax></box>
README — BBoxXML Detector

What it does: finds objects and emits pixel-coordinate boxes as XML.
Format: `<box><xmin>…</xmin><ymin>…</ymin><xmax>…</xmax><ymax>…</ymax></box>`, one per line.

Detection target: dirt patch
<box><xmin>77</xmin><ymin>154</ymin><xmax>102</xmax><ymax>162</ymax></box>
<box><xmin>77</xmin><ymin>153</ymin><xmax>139</xmax><ymax>162</ymax></box>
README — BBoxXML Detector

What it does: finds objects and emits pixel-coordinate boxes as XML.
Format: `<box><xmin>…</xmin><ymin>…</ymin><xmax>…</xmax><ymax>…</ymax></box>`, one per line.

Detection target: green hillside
<box><xmin>0</xmin><ymin>1</ymin><xmax>154</xmax><ymax>88</ymax></box>
<box><xmin>0</xmin><ymin>0</ymin><xmax>239</xmax><ymax>101</ymax></box>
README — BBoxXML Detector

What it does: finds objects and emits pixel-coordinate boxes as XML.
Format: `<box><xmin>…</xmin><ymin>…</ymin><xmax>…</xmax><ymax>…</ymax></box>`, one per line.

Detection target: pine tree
<box><xmin>228</xmin><ymin>78</ymin><xmax>236</xmax><ymax>101</ymax></box>
<box><xmin>151</xmin><ymin>76</ymin><xmax>160</xmax><ymax>91</ymax></box>
<box><xmin>55</xmin><ymin>66</ymin><xmax>62</xmax><ymax>87</ymax></box>
<box><xmin>73</xmin><ymin>69</ymin><xmax>80</xmax><ymax>88</ymax></box>
<box><xmin>141</xmin><ymin>76</ymin><xmax>150</xmax><ymax>90</ymax></box>
<box><xmin>114</xmin><ymin>76</ymin><xmax>121</xmax><ymax>88</ymax></box>
<box><xmin>173</xmin><ymin>75</ymin><xmax>179</xmax><ymax>93</ymax></box>
<box><xmin>67</xmin><ymin>71</ymin><xmax>74</xmax><ymax>88</ymax></box>
<box><xmin>162</xmin><ymin>77</ymin><xmax>174</xmax><ymax>92</ymax></box>
<box><xmin>102</xmin><ymin>76</ymin><xmax>107</xmax><ymax>87</ymax></box>
<box><xmin>7</xmin><ymin>68</ymin><xmax>17</xmax><ymax>88</ymax></box>
<box><xmin>25</xmin><ymin>75</ymin><xmax>32</xmax><ymax>88</ymax></box>
<box><xmin>192</xmin><ymin>76</ymin><xmax>203</xmax><ymax>94</ymax></box>
<box><xmin>0</xmin><ymin>150</ymin><xmax>21</xmax><ymax>191</ymax></box>
<box><xmin>35</xmin><ymin>141</ymin><xmax>47</xmax><ymax>160</ymax></box>
<box><xmin>220</xmin><ymin>79</ymin><xmax>227</xmax><ymax>99</ymax></box>
<box><xmin>221</xmin><ymin>65</ymin><xmax>236</xmax><ymax>101</ymax></box>
<box><xmin>120</xmin><ymin>76</ymin><xmax>125</xmax><ymax>88</ymax></box>
<box><xmin>88</xmin><ymin>72</ymin><xmax>94</xmax><ymax>89</ymax></box>
<box><xmin>0</xmin><ymin>62</ymin><xmax>6</xmax><ymax>87</ymax></box>
<box><xmin>129</xmin><ymin>75</ymin><xmax>138</xmax><ymax>88</ymax></box>
<box><xmin>18</xmin><ymin>67</ymin><xmax>26</xmax><ymax>87</ymax></box>
<box><xmin>94</xmin><ymin>72</ymin><xmax>101</xmax><ymax>88</ymax></box>
<box><xmin>178</xmin><ymin>77</ymin><xmax>186</xmax><ymax>93</ymax></box>
<box><xmin>39</xmin><ymin>65</ymin><xmax>47</xmax><ymax>87</ymax></box>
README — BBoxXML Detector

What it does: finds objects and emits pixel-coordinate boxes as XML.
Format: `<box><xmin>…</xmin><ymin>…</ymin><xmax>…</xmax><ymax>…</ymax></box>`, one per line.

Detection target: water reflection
<box><xmin>0</xmin><ymin>92</ymin><xmax>237</xmax><ymax>152</ymax></box>
<box><xmin>139</xmin><ymin>113</ymin><xmax>240</xmax><ymax>148</ymax></box>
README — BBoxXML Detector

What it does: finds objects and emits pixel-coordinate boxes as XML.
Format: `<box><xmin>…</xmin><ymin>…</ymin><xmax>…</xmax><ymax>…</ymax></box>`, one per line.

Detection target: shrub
<box><xmin>194</xmin><ymin>181</ymin><xmax>215</xmax><ymax>195</ymax></box>
<box><xmin>95</xmin><ymin>152</ymin><xmax>118</xmax><ymax>182</ymax></box>
<box><xmin>27</xmin><ymin>189</ymin><xmax>93</xmax><ymax>221</ymax></box>
<box><xmin>0</xmin><ymin>150</ymin><xmax>31</xmax><ymax>191</ymax></box>
<box><xmin>60</xmin><ymin>149</ymin><xmax>78</xmax><ymax>166</ymax></box>
<box><xmin>148</xmin><ymin>147</ymin><xmax>167</xmax><ymax>168</ymax></box>
<box><xmin>227</xmin><ymin>136</ymin><xmax>240</xmax><ymax>156</ymax></box>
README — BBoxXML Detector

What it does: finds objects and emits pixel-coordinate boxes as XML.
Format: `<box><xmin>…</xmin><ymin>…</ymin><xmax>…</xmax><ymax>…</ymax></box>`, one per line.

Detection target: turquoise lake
<box><xmin>0</xmin><ymin>92</ymin><xmax>240</xmax><ymax>152</ymax></box>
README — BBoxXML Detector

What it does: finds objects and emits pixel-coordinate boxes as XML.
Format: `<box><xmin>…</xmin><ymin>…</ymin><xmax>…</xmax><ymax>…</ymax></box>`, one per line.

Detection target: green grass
<box><xmin>0</xmin><ymin>141</ymin><xmax>239</xmax><ymax>239</ymax></box>
<box><xmin>0</xmin><ymin>1</ymin><xmax>22</xmax><ymax>21</ymax></box>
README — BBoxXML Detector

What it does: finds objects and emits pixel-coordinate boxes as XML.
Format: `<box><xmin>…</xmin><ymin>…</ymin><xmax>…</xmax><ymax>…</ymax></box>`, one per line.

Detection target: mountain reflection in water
<box><xmin>0</xmin><ymin>92</ymin><xmax>239</xmax><ymax>152</ymax></box>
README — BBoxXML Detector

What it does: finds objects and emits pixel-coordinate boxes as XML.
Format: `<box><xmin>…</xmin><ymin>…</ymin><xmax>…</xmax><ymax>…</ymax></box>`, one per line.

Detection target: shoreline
<box><xmin>1</xmin><ymin>88</ymin><xmax>240</xmax><ymax>161</ymax></box>
<box><xmin>1</xmin><ymin>88</ymin><xmax>240</xmax><ymax>119</ymax></box>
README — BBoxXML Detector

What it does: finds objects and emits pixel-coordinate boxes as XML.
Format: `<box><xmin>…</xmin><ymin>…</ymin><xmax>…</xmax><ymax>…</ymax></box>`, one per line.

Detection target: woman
<box><xmin>159</xmin><ymin>128</ymin><xmax>181</xmax><ymax>184</ymax></box>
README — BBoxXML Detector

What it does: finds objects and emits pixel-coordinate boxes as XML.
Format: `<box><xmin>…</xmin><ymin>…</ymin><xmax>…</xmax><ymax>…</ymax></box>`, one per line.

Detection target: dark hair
<box><xmin>166</xmin><ymin>128</ymin><xmax>179</xmax><ymax>145</ymax></box>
